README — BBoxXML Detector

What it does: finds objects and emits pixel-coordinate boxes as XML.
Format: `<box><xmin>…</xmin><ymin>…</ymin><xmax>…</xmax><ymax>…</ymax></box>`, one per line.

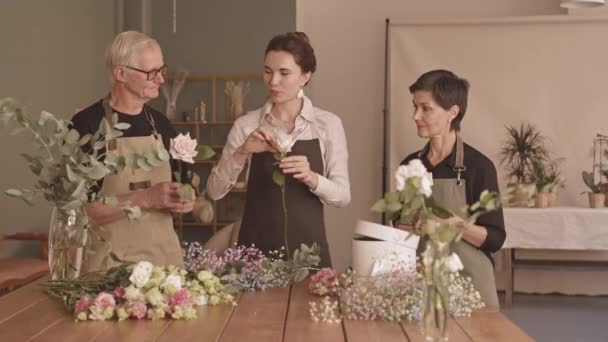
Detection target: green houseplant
<box><xmin>500</xmin><ymin>123</ymin><xmax>550</xmax><ymax>207</ymax></box>
<box><xmin>530</xmin><ymin>159</ymin><xmax>563</xmax><ymax>208</ymax></box>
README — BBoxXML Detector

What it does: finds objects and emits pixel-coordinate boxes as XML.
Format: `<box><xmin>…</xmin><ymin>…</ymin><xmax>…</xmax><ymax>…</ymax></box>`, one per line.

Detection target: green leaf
<box><xmin>88</xmin><ymin>165</ymin><xmax>111</xmax><ymax>180</ymax></box>
<box><xmin>93</xmin><ymin>141</ymin><xmax>105</xmax><ymax>150</ymax></box>
<box><xmin>195</xmin><ymin>145</ymin><xmax>216</xmax><ymax>161</ymax></box>
<box><xmin>145</xmin><ymin>150</ymin><xmax>161</xmax><ymax>167</ymax></box>
<box><xmin>136</xmin><ymin>157</ymin><xmax>152</xmax><ymax>171</ymax></box>
<box><xmin>37</xmin><ymin>110</ymin><xmax>55</xmax><ymax>126</ymax></box>
<box><xmin>65</xmin><ymin>165</ymin><xmax>80</xmax><ymax>182</ymax></box>
<box><xmin>156</xmin><ymin>145</ymin><xmax>170</xmax><ymax>161</ymax></box>
<box><xmin>385</xmin><ymin>191</ymin><xmax>400</xmax><ymax>203</ymax></box>
<box><xmin>431</xmin><ymin>205</ymin><xmax>452</xmax><ymax>219</ymax></box>
<box><xmin>291</xmin><ymin>268</ymin><xmax>309</xmax><ymax>283</ymax></box>
<box><xmin>173</xmin><ymin>171</ymin><xmax>181</xmax><ymax>183</ymax></box>
<box><xmin>113</xmin><ymin>122</ymin><xmax>130</xmax><ymax>130</ymax></box>
<box><xmin>386</xmin><ymin>201</ymin><xmax>402</xmax><ymax>213</ymax></box>
<box><xmin>177</xmin><ymin>184</ymin><xmax>193</xmax><ymax>201</ymax></box>
<box><xmin>273</xmin><ymin>152</ymin><xmax>283</xmax><ymax>161</ymax></box>
<box><xmin>5</xmin><ymin>189</ymin><xmax>23</xmax><ymax>197</ymax></box>
<box><xmin>370</xmin><ymin>199</ymin><xmax>387</xmax><ymax>213</ymax></box>
<box><xmin>272</xmin><ymin>168</ymin><xmax>285</xmax><ymax>187</ymax></box>
<box><xmin>78</xmin><ymin>134</ymin><xmax>91</xmax><ymax>146</ymax></box>
<box><xmin>65</xmin><ymin>129</ymin><xmax>80</xmax><ymax>144</ymax></box>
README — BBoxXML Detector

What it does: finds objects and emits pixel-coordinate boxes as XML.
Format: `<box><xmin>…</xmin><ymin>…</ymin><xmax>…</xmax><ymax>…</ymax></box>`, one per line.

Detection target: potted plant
<box><xmin>500</xmin><ymin>123</ymin><xmax>549</xmax><ymax>207</ymax></box>
<box><xmin>530</xmin><ymin>159</ymin><xmax>563</xmax><ymax>208</ymax></box>
<box><xmin>582</xmin><ymin>171</ymin><xmax>606</xmax><ymax>208</ymax></box>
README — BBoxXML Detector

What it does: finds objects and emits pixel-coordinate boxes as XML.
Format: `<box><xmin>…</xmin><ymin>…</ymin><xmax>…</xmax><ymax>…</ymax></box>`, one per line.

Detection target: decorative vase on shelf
<box><xmin>48</xmin><ymin>207</ymin><xmax>88</xmax><ymax>280</ymax></box>
<box><xmin>420</xmin><ymin>242</ymin><xmax>450</xmax><ymax>342</ymax></box>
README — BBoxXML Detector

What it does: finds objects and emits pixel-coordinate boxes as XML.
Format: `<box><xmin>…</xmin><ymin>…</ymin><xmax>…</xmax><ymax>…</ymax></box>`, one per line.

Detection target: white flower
<box><xmin>161</xmin><ymin>274</ymin><xmax>183</xmax><ymax>291</ymax></box>
<box><xmin>447</xmin><ymin>253</ymin><xmax>464</xmax><ymax>273</ymax></box>
<box><xmin>195</xmin><ymin>293</ymin><xmax>208</xmax><ymax>306</ymax></box>
<box><xmin>170</xmin><ymin>132</ymin><xmax>198</xmax><ymax>164</ymax></box>
<box><xmin>129</xmin><ymin>261</ymin><xmax>154</xmax><ymax>288</ymax></box>
<box><xmin>394</xmin><ymin>159</ymin><xmax>433</xmax><ymax>196</ymax></box>
<box><xmin>268</xmin><ymin>126</ymin><xmax>294</xmax><ymax>153</ymax></box>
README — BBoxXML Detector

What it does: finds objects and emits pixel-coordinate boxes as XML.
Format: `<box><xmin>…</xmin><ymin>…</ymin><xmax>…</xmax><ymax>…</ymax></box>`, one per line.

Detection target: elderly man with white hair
<box><xmin>71</xmin><ymin>31</ymin><xmax>194</xmax><ymax>271</ymax></box>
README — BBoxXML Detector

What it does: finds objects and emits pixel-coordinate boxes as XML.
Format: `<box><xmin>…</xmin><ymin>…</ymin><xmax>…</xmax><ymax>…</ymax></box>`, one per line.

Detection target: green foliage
<box><xmin>0</xmin><ymin>97</ymin><xmax>168</xmax><ymax>220</ymax></box>
<box><xmin>500</xmin><ymin>122</ymin><xmax>549</xmax><ymax>184</ymax></box>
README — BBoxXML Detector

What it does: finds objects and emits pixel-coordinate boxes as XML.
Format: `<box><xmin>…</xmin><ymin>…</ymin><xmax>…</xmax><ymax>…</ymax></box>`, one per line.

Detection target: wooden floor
<box><xmin>0</xmin><ymin>278</ymin><xmax>533</xmax><ymax>341</ymax></box>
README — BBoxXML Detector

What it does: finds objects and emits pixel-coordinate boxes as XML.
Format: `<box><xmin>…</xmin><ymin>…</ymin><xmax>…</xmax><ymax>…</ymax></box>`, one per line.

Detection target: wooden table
<box><xmin>0</xmin><ymin>279</ymin><xmax>533</xmax><ymax>341</ymax></box>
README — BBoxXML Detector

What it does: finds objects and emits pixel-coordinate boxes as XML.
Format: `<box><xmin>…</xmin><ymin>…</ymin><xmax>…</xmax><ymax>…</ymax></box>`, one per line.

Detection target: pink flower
<box><xmin>113</xmin><ymin>286</ymin><xmax>125</xmax><ymax>300</ymax></box>
<box><xmin>94</xmin><ymin>292</ymin><xmax>116</xmax><ymax>310</ymax></box>
<box><xmin>127</xmin><ymin>300</ymin><xmax>148</xmax><ymax>320</ymax></box>
<box><xmin>74</xmin><ymin>295</ymin><xmax>93</xmax><ymax>314</ymax></box>
<box><xmin>309</xmin><ymin>268</ymin><xmax>340</xmax><ymax>296</ymax></box>
<box><xmin>168</xmin><ymin>288</ymin><xmax>194</xmax><ymax>311</ymax></box>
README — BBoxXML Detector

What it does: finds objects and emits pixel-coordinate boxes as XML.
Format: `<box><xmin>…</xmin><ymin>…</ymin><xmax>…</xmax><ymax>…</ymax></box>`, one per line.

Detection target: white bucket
<box><xmin>352</xmin><ymin>220</ymin><xmax>419</xmax><ymax>277</ymax></box>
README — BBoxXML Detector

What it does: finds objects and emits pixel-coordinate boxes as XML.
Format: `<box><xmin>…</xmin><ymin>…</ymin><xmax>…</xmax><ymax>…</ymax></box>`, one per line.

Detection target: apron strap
<box><xmin>453</xmin><ymin>135</ymin><xmax>466</xmax><ymax>186</ymax></box>
<box><xmin>102</xmin><ymin>95</ymin><xmax>160</xmax><ymax>139</ymax></box>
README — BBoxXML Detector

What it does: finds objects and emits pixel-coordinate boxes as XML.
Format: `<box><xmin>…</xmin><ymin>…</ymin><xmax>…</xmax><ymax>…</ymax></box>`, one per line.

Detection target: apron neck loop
<box><xmin>453</xmin><ymin>135</ymin><xmax>466</xmax><ymax>186</ymax></box>
<box><xmin>102</xmin><ymin>94</ymin><xmax>160</xmax><ymax>139</ymax></box>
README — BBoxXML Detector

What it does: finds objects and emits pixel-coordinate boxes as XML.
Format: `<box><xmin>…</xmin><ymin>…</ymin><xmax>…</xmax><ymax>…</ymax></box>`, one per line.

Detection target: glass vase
<box><xmin>48</xmin><ymin>207</ymin><xmax>88</xmax><ymax>280</ymax></box>
<box><xmin>420</xmin><ymin>243</ymin><xmax>449</xmax><ymax>342</ymax></box>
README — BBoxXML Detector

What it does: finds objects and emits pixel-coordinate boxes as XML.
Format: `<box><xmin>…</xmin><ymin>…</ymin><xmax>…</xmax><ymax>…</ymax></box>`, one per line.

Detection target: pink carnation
<box><xmin>113</xmin><ymin>286</ymin><xmax>125</xmax><ymax>300</ymax></box>
<box><xmin>127</xmin><ymin>300</ymin><xmax>148</xmax><ymax>320</ymax></box>
<box><xmin>74</xmin><ymin>295</ymin><xmax>93</xmax><ymax>314</ymax></box>
<box><xmin>309</xmin><ymin>268</ymin><xmax>340</xmax><ymax>296</ymax></box>
<box><xmin>94</xmin><ymin>292</ymin><xmax>116</xmax><ymax>310</ymax></box>
<box><xmin>168</xmin><ymin>288</ymin><xmax>194</xmax><ymax>311</ymax></box>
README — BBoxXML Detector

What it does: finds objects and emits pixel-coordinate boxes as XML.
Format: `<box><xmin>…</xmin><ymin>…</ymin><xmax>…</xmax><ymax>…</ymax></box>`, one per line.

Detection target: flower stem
<box><xmin>282</xmin><ymin>183</ymin><xmax>289</xmax><ymax>258</ymax></box>
<box><xmin>178</xmin><ymin>161</ymin><xmax>183</xmax><ymax>244</ymax></box>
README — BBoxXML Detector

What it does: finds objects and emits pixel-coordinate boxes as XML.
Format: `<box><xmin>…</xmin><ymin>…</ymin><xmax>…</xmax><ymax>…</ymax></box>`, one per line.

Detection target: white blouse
<box><xmin>206</xmin><ymin>95</ymin><xmax>351</xmax><ymax>208</ymax></box>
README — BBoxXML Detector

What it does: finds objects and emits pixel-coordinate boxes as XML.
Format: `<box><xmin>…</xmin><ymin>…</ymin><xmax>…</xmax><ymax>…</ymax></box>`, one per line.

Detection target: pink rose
<box><xmin>168</xmin><ymin>288</ymin><xmax>194</xmax><ymax>311</ymax></box>
<box><xmin>74</xmin><ymin>295</ymin><xmax>93</xmax><ymax>314</ymax></box>
<box><xmin>94</xmin><ymin>292</ymin><xmax>116</xmax><ymax>310</ymax></box>
<box><xmin>113</xmin><ymin>286</ymin><xmax>125</xmax><ymax>300</ymax></box>
<box><xmin>127</xmin><ymin>300</ymin><xmax>148</xmax><ymax>320</ymax></box>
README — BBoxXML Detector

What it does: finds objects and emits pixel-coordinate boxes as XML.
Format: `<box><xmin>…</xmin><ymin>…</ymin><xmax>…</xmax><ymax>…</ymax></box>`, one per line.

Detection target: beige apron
<box><xmin>422</xmin><ymin>136</ymin><xmax>500</xmax><ymax>309</ymax></box>
<box><xmin>83</xmin><ymin>98</ymin><xmax>183</xmax><ymax>271</ymax></box>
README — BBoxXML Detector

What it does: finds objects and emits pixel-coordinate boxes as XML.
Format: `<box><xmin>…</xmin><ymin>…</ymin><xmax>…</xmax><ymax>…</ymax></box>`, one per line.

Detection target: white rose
<box><xmin>446</xmin><ymin>253</ymin><xmax>464</xmax><ymax>273</ymax></box>
<box><xmin>129</xmin><ymin>261</ymin><xmax>154</xmax><ymax>288</ymax></box>
<box><xmin>170</xmin><ymin>132</ymin><xmax>198</xmax><ymax>164</ymax></box>
<box><xmin>195</xmin><ymin>293</ymin><xmax>208</xmax><ymax>306</ymax></box>
<box><xmin>394</xmin><ymin>159</ymin><xmax>433</xmax><ymax>196</ymax></box>
<box><xmin>268</xmin><ymin>127</ymin><xmax>294</xmax><ymax>153</ymax></box>
<box><xmin>161</xmin><ymin>274</ymin><xmax>183</xmax><ymax>290</ymax></box>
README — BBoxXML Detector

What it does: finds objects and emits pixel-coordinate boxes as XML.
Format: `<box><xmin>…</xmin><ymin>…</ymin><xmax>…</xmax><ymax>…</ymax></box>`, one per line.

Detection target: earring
<box><xmin>297</xmin><ymin>88</ymin><xmax>304</xmax><ymax>99</ymax></box>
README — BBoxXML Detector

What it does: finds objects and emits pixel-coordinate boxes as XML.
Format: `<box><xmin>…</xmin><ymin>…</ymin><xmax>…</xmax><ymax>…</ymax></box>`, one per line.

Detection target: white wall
<box><xmin>296</xmin><ymin>0</ymin><xmax>566</xmax><ymax>270</ymax></box>
<box><xmin>0</xmin><ymin>0</ymin><xmax>115</xmax><ymax>257</ymax></box>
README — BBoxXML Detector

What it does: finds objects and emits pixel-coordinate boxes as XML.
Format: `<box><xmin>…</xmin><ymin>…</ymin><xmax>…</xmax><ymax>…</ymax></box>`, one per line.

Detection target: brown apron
<box><xmin>239</xmin><ymin>139</ymin><xmax>331</xmax><ymax>267</ymax></box>
<box><xmin>421</xmin><ymin>136</ymin><xmax>500</xmax><ymax>308</ymax></box>
<box><xmin>83</xmin><ymin>98</ymin><xmax>183</xmax><ymax>271</ymax></box>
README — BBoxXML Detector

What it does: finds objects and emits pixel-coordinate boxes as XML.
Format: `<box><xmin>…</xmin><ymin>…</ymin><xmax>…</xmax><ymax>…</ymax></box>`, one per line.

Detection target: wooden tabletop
<box><xmin>0</xmin><ymin>278</ymin><xmax>534</xmax><ymax>342</ymax></box>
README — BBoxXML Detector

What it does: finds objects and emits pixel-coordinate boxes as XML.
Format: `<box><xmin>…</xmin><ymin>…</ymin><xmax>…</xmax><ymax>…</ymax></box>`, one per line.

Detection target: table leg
<box><xmin>504</xmin><ymin>248</ymin><xmax>513</xmax><ymax>307</ymax></box>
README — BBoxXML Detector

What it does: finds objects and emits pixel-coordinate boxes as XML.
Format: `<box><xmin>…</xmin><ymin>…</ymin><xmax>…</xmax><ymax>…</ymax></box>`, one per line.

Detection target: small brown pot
<box><xmin>547</xmin><ymin>191</ymin><xmax>558</xmax><ymax>207</ymax></box>
<box><xmin>508</xmin><ymin>183</ymin><xmax>533</xmax><ymax>207</ymax></box>
<box><xmin>588</xmin><ymin>192</ymin><xmax>606</xmax><ymax>208</ymax></box>
<box><xmin>535</xmin><ymin>192</ymin><xmax>550</xmax><ymax>208</ymax></box>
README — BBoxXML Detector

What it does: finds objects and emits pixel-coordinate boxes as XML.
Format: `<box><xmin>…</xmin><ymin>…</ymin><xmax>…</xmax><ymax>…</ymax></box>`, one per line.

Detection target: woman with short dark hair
<box><xmin>399</xmin><ymin>69</ymin><xmax>505</xmax><ymax>308</ymax></box>
<box><xmin>207</xmin><ymin>32</ymin><xmax>350</xmax><ymax>267</ymax></box>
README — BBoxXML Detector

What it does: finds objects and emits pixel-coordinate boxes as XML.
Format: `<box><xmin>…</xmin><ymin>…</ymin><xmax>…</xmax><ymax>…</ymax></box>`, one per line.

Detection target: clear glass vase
<box><xmin>420</xmin><ymin>243</ymin><xmax>449</xmax><ymax>342</ymax></box>
<box><xmin>48</xmin><ymin>207</ymin><xmax>88</xmax><ymax>280</ymax></box>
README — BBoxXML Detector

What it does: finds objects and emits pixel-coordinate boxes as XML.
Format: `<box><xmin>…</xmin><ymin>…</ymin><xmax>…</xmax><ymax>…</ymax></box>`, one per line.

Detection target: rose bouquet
<box><xmin>44</xmin><ymin>256</ymin><xmax>235</xmax><ymax>321</ymax></box>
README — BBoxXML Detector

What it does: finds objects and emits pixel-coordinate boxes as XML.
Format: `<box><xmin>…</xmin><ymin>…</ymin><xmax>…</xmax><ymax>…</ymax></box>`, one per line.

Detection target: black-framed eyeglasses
<box><xmin>124</xmin><ymin>65</ymin><xmax>168</xmax><ymax>80</ymax></box>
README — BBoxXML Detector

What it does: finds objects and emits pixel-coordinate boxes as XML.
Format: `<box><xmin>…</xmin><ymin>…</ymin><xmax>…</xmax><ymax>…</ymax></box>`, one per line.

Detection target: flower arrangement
<box><xmin>183</xmin><ymin>241</ymin><xmax>321</xmax><ymax>291</ymax></box>
<box><xmin>44</xmin><ymin>255</ymin><xmax>235</xmax><ymax>321</ymax></box>
<box><xmin>0</xmin><ymin>98</ymin><xmax>168</xmax><ymax>278</ymax></box>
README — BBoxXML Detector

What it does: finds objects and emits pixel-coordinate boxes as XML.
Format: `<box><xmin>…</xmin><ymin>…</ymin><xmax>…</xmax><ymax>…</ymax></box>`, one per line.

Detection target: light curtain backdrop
<box><xmin>388</xmin><ymin>16</ymin><xmax>608</xmax><ymax>207</ymax></box>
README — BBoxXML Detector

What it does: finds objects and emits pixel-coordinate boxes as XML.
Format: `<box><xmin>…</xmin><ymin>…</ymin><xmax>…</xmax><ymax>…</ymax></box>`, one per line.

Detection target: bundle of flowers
<box><xmin>44</xmin><ymin>257</ymin><xmax>235</xmax><ymax>321</ymax></box>
<box><xmin>308</xmin><ymin>265</ymin><xmax>485</xmax><ymax>323</ymax></box>
<box><xmin>183</xmin><ymin>242</ymin><xmax>321</xmax><ymax>291</ymax></box>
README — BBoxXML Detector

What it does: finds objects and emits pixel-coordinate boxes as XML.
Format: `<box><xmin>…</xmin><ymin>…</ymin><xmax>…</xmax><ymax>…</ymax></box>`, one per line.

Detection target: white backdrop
<box><xmin>388</xmin><ymin>16</ymin><xmax>608</xmax><ymax>206</ymax></box>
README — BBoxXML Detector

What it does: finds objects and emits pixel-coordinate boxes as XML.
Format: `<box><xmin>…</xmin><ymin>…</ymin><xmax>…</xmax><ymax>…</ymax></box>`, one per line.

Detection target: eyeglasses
<box><xmin>124</xmin><ymin>65</ymin><xmax>168</xmax><ymax>80</ymax></box>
